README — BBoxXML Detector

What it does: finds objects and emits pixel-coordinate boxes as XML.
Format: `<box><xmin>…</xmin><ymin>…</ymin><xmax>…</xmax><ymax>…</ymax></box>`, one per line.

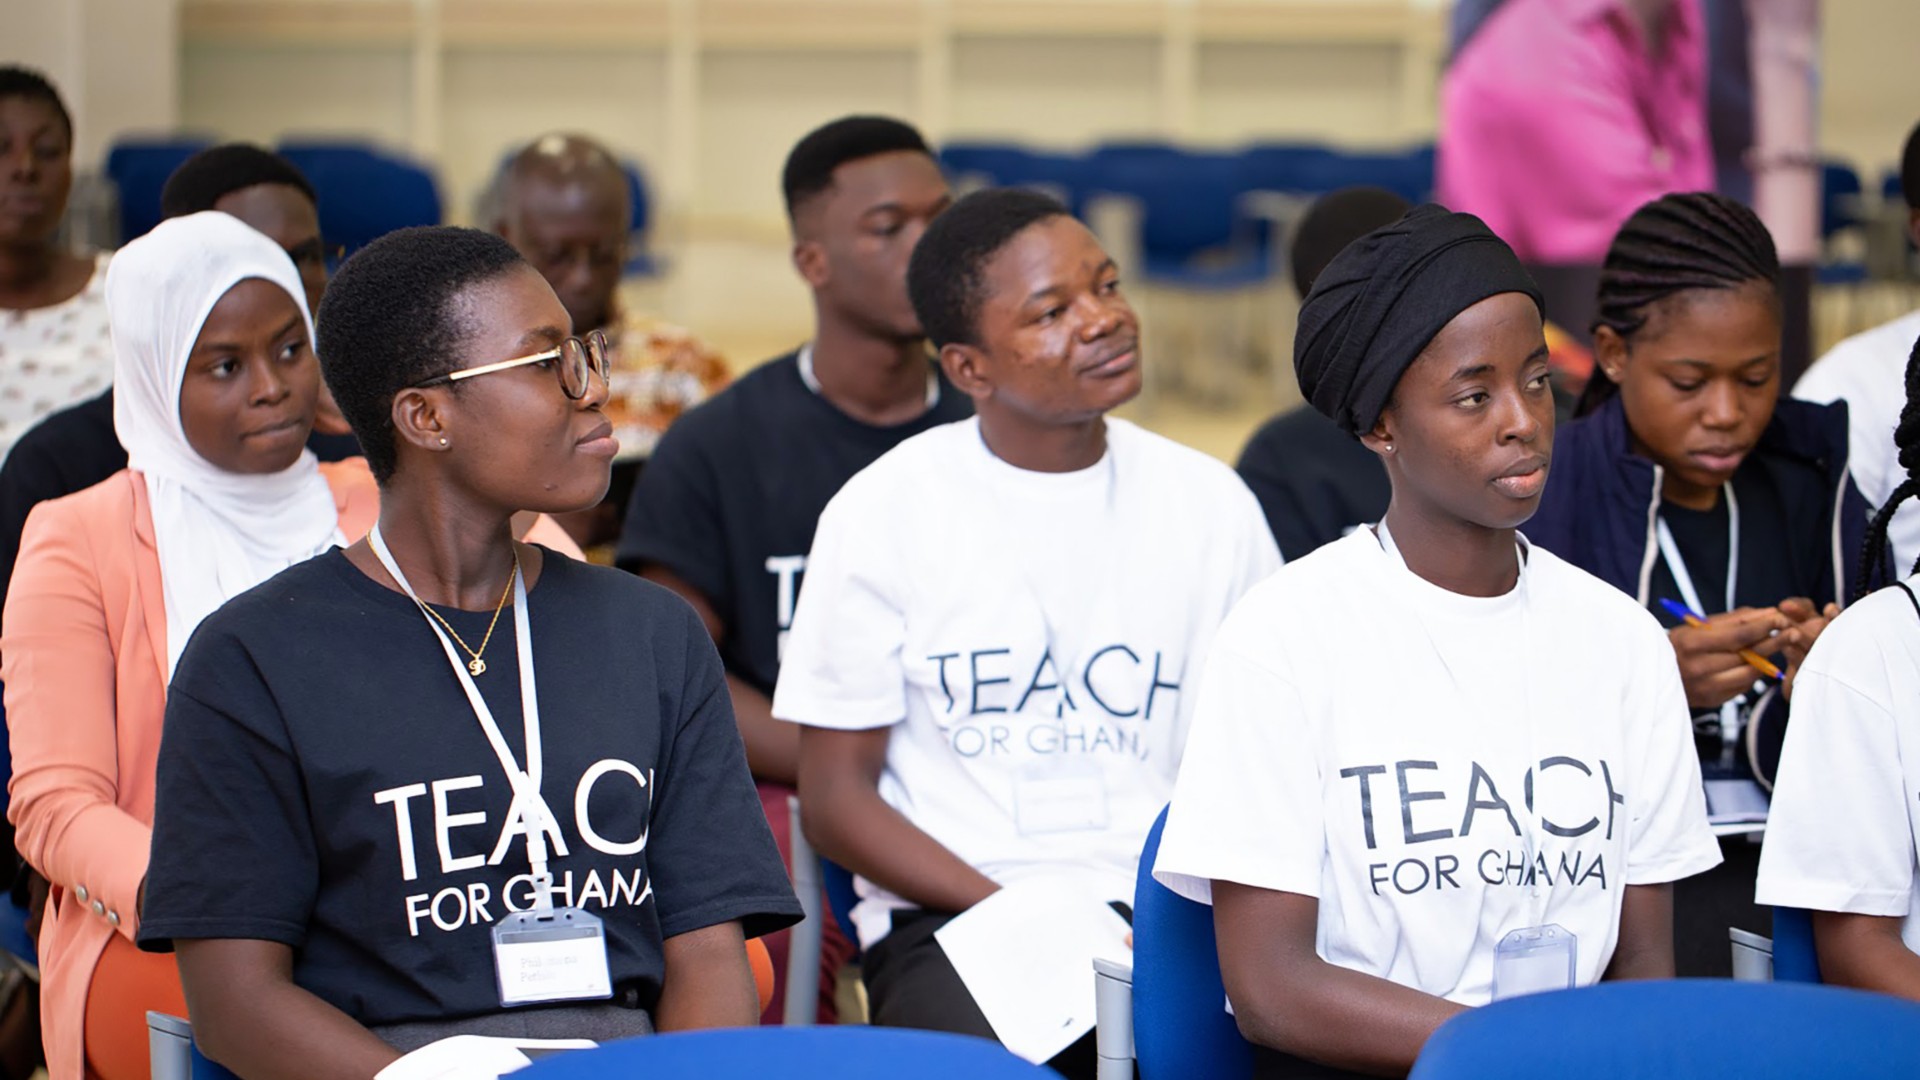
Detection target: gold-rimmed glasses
<box><xmin>413</xmin><ymin>330</ymin><xmax>611</xmax><ymax>400</ymax></box>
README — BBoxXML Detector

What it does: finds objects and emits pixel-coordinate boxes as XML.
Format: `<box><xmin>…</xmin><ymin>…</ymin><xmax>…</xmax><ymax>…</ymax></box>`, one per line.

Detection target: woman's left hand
<box><xmin>1776</xmin><ymin>597</ymin><xmax>1841</xmax><ymax>699</ymax></box>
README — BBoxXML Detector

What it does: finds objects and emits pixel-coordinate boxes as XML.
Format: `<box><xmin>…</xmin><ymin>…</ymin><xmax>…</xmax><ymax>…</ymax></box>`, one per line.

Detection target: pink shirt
<box><xmin>1438</xmin><ymin>0</ymin><xmax>1713</xmax><ymax>264</ymax></box>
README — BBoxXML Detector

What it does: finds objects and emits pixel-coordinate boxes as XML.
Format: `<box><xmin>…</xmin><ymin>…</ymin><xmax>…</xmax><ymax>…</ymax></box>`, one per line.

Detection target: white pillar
<box><xmin>1748</xmin><ymin>0</ymin><xmax>1821</xmax><ymax>265</ymax></box>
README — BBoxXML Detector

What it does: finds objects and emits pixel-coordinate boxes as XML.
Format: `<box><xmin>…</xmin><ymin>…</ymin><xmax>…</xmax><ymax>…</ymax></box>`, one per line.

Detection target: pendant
<box><xmin>468</xmin><ymin>657</ymin><xmax>487</xmax><ymax>676</ymax></box>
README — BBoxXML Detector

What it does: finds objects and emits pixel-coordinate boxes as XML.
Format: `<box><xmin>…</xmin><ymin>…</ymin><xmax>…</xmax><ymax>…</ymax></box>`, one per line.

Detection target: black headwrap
<box><xmin>1294</xmin><ymin>204</ymin><xmax>1543</xmax><ymax>436</ymax></box>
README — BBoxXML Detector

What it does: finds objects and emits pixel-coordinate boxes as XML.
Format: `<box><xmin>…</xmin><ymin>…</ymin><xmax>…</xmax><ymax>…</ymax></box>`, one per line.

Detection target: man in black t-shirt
<box><xmin>614</xmin><ymin>116</ymin><xmax>965</xmax><ymax>1020</ymax></box>
<box><xmin>1235</xmin><ymin>187</ymin><xmax>1407</xmax><ymax>560</ymax></box>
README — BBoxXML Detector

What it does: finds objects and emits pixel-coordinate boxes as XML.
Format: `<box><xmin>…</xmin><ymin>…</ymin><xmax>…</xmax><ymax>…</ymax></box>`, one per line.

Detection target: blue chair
<box><xmin>277</xmin><ymin>140</ymin><xmax>442</xmax><ymax>260</ymax></box>
<box><xmin>1410</xmin><ymin>980</ymin><xmax>1920</xmax><ymax>1079</ymax></box>
<box><xmin>147</xmin><ymin>1013</ymin><xmax>242</xmax><ymax>1080</ymax></box>
<box><xmin>103</xmin><ymin>136</ymin><xmax>216</xmax><ymax>243</ymax></box>
<box><xmin>515</xmin><ymin>1026</ymin><xmax>1056</xmax><ymax>1079</ymax></box>
<box><xmin>939</xmin><ymin>142</ymin><xmax>1039</xmax><ymax>186</ymax></box>
<box><xmin>1818</xmin><ymin>160</ymin><xmax>1870</xmax><ymax>288</ymax></box>
<box><xmin>1130</xmin><ymin>806</ymin><xmax>1253</xmax><ymax>1079</ymax></box>
<box><xmin>622</xmin><ymin>160</ymin><xmax>663</xmax><ymax>278</ymax></box>
<box><xmin>1771</xmin><ymin>905</ymin><xmax>1822</xmax><ymax>983</ymax></box>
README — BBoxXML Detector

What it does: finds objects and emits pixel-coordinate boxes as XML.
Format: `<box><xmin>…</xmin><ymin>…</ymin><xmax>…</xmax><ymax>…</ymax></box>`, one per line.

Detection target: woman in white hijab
<box><xmin>1</xmin><ymin>211</ymin><xmax>378</xmax><ymax>1080</ymax></box>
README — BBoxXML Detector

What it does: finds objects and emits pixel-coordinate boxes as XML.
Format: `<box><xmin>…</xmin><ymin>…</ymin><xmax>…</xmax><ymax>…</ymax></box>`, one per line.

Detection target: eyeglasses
<box><xmin>413</xmin><ymin>331</ymin><xmax>612</xmax><ymax>400</ymax></box>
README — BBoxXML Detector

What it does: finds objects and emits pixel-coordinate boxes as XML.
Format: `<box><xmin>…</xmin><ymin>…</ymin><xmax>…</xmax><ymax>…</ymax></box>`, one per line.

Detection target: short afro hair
<box><xmin>782</xmin><ymin>115</ymin><xmax>931</xmax><ymax>219</ymax></box>
<box><xmin>315</xmin><ymin>226</ymin><xmax>529</xmax><ymax>482</ymax></box>
<box><xmin>160</xmin><ymin>143</ymin><xmax>317</xmax><ymax>218</ymax></box>
<box><xmin>0</xmin><ymin>66</ymin><xmax>71</xmax><ymax>139</ymax></box>
<box><xmin>907</xmin><ymin>187</ymin><xmax>1068</xmax><ymax>351</ymax></box>
<box><xmin>1902</xmin><ymin>119</ymin><xmax>1920</xmax><ymax>212</ymax></box>
<box><xmin>1289</xmin><ymin>186</ymin><xmax>1411</xmax><ymax>298</ymax></box>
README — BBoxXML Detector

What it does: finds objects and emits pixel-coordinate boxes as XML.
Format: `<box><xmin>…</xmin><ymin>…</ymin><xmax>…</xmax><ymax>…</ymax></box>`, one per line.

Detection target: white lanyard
<box><xmin>1655</xmin><ymin>484</ymin><xmax>1745</xmax><ymax>746</ymax></box>
<box><xmin>368</xmin><ymin>525</ymin><xmax>556</xmax><ymax>910</ymax></box>
<box><xmin>1655</xmin><ymin>482</ymin><xmax>1740</xmax><ymax>618</ymax></box>
<box><xmin>798</xmin><ymin>343</ymin><xmax>940</xmax><ymax>410</ymax></box>
<box><xmin>1376</xmin><ymin>522</ymin><xmax>1549</xmax><ymax>923</ymax></box>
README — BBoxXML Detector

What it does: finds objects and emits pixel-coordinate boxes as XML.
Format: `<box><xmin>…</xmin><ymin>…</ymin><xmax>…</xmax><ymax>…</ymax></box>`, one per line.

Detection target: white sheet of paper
<box><xmin>934</xmin><ymin>879</ymin><xmax>1133</xmax><ymax>1065</ymax></box>
<box><xmin>373</xmin><ymin>1035</ymin><xmax>596</xmax><ymax>1080</ymax></box>
<box><xmin>1704</xmin><ymin>778</ymin><xmax>1770</xmax><ymax>826</ymax></box>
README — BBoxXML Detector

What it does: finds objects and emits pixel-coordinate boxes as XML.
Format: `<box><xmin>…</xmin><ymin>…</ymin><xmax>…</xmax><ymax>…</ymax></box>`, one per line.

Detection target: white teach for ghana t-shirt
<box><xmin>773</xmin><ymin>416</ymin><xmax>1281</xmax><ymax>948</ymax></box>
<box><xmin>1757</xmin><ymin>577</ymin><xmax>1920</xmax><ymax>953</ymax></box>
<box><xmin>1154</xmin><ymin>528</ymin><xmax>1720</xmax><ymax>1005</ymax></box>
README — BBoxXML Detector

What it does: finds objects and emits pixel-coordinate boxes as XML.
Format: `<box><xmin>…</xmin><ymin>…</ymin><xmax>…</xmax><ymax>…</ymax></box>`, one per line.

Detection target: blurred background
<box><xmin>7</xmin><ymin>0</ymin><xmax>1917</xmax><ymax>457</ymax></box>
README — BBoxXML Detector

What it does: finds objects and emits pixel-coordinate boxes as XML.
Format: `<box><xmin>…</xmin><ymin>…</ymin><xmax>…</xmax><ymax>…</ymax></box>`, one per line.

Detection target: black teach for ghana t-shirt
<box><xmin>138</xmin><ymin>547</ymin><xmax>801</xmax><ymax>1028</ymax></box>
<box><xmin>616</xmin><ymin>351</ymin><xmax>972</xmax><ymax>697</ymax></box>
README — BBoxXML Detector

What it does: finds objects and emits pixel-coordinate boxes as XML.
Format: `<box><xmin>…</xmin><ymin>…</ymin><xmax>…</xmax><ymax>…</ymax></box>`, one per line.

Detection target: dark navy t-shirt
<box><xmin>138</xmin><ymin>547</ymin><xmax>800</xmax><ymax>1027</ymax></box>
<box><xmin>616</xmin><ymin>351</ymin><xmax>972</xmax><ymax>697</ymax></box>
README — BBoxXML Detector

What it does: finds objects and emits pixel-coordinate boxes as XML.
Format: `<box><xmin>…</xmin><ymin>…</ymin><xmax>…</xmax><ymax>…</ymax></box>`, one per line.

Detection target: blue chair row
<box><xmin>102</xmin><ymin>136</ymin><xmax>443</xmax><ymax>254</ymax></box>
<box><xmin>939</xmin><ymin>139</ymin><xmax>1435</xmax><ymax>208</ymax></box>
<box><xmin>1114</xmin><ymin>802</ymin><xmax>1849</xmax><ymax>1078</ymax></box>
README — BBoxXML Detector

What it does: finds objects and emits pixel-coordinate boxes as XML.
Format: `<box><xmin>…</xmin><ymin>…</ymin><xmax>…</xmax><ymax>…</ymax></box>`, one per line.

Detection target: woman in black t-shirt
<box><xmin>1526</xmin><ymin>192</ymin><xmax>1875</xmax><ymax>977</ymax></box>
<box><xmin>138</xmin><ymin>227</ymin><xmax>799</xmax><ymax>1079</ymax></box>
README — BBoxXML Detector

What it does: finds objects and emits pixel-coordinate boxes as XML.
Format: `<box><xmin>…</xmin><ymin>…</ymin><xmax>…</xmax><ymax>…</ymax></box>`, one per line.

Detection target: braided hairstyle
<box><xmin>1856</xmin><ymin>334</ymin><xmax>1920</xmax><ymax>594</ymax></box>
<box><xmin>1576</xmin><ymin>191</ymin><xmax>1781</xmax><ymax>416</ymax></box>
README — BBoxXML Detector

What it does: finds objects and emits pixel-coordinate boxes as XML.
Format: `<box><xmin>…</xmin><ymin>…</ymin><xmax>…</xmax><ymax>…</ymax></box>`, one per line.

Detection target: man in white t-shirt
<box><xmin>1795</xmin><ymin>120</ymin><xmax>1920</xmax><ymax>575</ymax></box>
<box><xmin>772</xmin><ymin>188</ymin><xmax>1279</xmax><ymax>1075</ymax></box>
<box><xmin>1155</xmin><ymin>205</ymin><xmax>1720</xmax><ymax>1077</ymax></box>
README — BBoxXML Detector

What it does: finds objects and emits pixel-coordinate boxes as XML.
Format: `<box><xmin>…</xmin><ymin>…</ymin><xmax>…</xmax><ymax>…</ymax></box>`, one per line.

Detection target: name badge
<box><xmin>1490</xmin><ymin>923</ymin><xmax>1577</xmax><ymax>1001</ymax></box>
<box><xmin>1012</xmin><ymin>759</ymin><xmax>1110</xmax><ymax>836</ymax></box>
<box><xmin>492</xmin><ymin>908</ymin><xmax>614</xmax><ymax>1008</ymax></box>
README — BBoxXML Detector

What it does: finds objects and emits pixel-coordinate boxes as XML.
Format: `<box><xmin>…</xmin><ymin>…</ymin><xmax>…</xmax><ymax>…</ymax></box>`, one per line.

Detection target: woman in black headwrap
<box><xmin>1154</xmin><ymin>206</ymin><xmax>1721</xmax><ymax>1077</ymax></box>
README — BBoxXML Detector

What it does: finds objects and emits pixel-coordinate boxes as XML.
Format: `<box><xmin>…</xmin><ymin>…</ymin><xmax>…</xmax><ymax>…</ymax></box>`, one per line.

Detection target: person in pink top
<box><xmin>1439</xmin><ymin>0</ymin><xmax>1713</xmax><ymax>265</ymax></box>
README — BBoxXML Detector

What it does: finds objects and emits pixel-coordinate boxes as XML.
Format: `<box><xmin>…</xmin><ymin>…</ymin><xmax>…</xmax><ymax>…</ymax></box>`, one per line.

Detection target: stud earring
<box><xmin>1384</xmin><ymin>443</ymin><xmax>1395</xmax><ymax>453</ymax></box>
<box><xmin>439</xmin><ymin>437</ymin><xmax>449</xmax><ymax>447</ymax></box>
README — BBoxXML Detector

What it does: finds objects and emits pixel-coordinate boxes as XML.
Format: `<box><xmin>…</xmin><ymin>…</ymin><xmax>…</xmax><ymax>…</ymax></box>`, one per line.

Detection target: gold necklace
<box><xmin>414</xmin><ymin>548</ymin><xmax>519</xmax><ymax>676</ymax></box>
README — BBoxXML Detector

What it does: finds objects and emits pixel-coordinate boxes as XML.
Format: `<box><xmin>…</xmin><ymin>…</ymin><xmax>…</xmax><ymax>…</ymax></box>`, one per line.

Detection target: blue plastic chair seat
<box><xmin>514</xmin><ymin>1026</ymin><xmax>1054</xmax><ymax>1079</ymax></box>
<box><xmin>1411</xmin><ymin>980</ymin><xmax>1920</xmax><ymax>1079</ymax></box>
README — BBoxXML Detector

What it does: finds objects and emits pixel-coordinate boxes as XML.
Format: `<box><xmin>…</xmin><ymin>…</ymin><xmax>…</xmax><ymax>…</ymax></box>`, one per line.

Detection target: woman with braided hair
<box><xmin>1756</xmin><ymin>333</ymin><xmax>1920</xmax><ymax>999</ymax></box>
<box><xmin>1527</xmin><ymin>191</ymin><xmax>1878</xmax><ymax>976</ymax></box>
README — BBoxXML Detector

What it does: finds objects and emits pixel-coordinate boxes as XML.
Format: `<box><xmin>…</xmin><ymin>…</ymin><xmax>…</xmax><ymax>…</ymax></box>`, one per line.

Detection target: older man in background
<box><xmin>489</xmin><ymin>134</ymin><xmax>730</xmax><ymax>548</ymax></box>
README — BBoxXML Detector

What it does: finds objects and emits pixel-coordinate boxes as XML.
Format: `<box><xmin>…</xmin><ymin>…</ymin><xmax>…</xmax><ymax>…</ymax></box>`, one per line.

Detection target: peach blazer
<box><xmin>1</xmin><ymin>461</ymin><xmax>581</xmax><ymax>1079</ymax></box>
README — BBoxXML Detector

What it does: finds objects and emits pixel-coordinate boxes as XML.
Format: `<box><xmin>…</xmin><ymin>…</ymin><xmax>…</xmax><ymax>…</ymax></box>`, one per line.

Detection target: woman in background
<box><xmin>1527</xmin><ymin>191</ymin><xmax>1871</xmax><ymax>975</ymax></box>
<box><xmin>3</xmin><ymin>211</ymin><xmax>375</xmax><ymax>1080</ymax></box>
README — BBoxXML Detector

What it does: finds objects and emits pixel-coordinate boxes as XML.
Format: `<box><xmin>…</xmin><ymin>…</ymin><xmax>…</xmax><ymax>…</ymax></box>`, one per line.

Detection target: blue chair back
<box><xmin>103</xmin><ymin>136</ymin><xmax>216</xmax><ymax>242</ymax></box>
<box><xmin>1090</xmin><ymin>152</ymin><xmax>1252</xmax><ymax>262</ymax></box>
<box><xmin>1411</xmin><ymin>980</ymin><xmax>1920</xmax><ymax>1079</ymax></box>
<box><xmin>277</xmin><ymin>140</ymin><xmax>442</xmax><ymax>258</ymax></box>
<box><xmin>1820</xmin><ymin>161</ymin><xmax>1865</xmax><ymax>240</ymax></box>
<box><xmin>1313</xmin><ymin>146</ymin><xmax>1435</xmax><ymax>205</ymax></box>
<box><xmin>1771</xmin><ymin>905</ymin><xmax>1821</xmax><ymax>983</ymax></box>
<box><xmin>514</xmin><ymin>1026</ymin><xmax>1056</xmax><ymax>1078</ymax></box>
<box><xmin>820</xmin><ymin>857</ymin><xmax>860</xmax><ymax>950</ymax></box>
<box><xmin>939</xmin><ymin>142</ymin><xmax>1038</xmax><ymax>185</ymax></box>
<box><xmin>1131</xmin><ymin>806</ymin><xmax>1253</xmax><ymax>1079</ymax></box>
<box><xmin>1236</xmin><ymin>142</ymin><xmax>1341</xmax><ymax>194</ymax></box>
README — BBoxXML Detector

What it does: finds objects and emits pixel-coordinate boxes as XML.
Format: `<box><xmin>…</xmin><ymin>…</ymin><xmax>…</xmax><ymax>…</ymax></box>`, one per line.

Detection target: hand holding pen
<box><xmin>1660</xmin><ymin>600</ymin><xmax>1789</xmax><ymax>711</ymax></box>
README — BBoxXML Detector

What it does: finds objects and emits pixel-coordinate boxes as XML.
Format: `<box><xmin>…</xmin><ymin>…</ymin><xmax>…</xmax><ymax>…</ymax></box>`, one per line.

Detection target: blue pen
<box><xmin>1658</xmin><ymin>597</ymin><xmax>1784</xmax><ymax>682</ymax></box>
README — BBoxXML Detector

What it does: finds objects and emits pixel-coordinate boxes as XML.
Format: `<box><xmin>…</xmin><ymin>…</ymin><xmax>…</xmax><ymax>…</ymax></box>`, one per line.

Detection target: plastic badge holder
<box><xmin>1490</xmin><ymin>923</ymin><xmax>1576</xmax><ymax>1001</ymax></box>
<box><xmin>492</xmin><ymin>907</ymin><xmax>614</xmax><ymax>1007</ymax></box>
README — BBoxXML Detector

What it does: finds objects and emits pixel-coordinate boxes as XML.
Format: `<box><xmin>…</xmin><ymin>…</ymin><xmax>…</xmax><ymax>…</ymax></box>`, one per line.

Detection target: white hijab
<box><xmin>108</xmin><ymin>211</ymin><xmax>346</xmax><ymax>680</ymax></box>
